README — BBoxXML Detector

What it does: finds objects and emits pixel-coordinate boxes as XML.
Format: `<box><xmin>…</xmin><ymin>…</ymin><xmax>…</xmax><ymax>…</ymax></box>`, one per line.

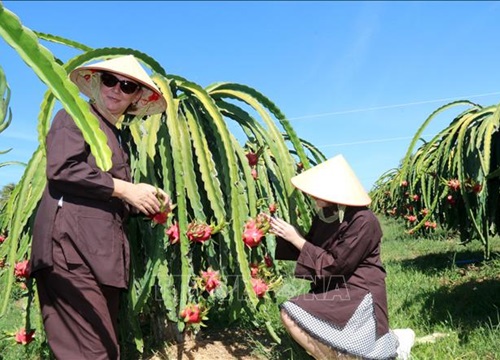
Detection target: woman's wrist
<box><xmin>291</xmin><ymin>236</ymin><xmax>306</xmax><ymax>251</ymax></box>
<box><xmin>112</xmin><ymin>178</ymin><xmax>131</xmax><ymax>200</ymax></box>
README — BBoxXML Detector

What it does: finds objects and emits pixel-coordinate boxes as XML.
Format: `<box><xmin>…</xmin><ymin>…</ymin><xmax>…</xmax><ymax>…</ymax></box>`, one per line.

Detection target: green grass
<box><xmin>381</xmin><ymin>217</ymin><xmax>500</xmax><ymax>360</ymax></box>
<box><xmin>1</xmin><ymin>216</ymin><xmax>499</xmax><ymax>359</ymax></box>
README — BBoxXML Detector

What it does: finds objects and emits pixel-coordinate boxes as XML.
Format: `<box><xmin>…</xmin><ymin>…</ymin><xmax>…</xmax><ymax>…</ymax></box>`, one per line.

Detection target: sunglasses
<box><xmin>100</xmin><ymin>72</ymin><xmax>140</xmax><ymax>94</ymax></box>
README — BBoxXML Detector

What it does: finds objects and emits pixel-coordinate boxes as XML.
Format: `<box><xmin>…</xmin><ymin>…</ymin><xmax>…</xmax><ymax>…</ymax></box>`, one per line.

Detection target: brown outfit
<box><xmin>276</xmin><ymin>206</ymin><xmax>390</xmax><ymax>337</ymax></box>
<box><xmin>30</xmin><ymin>106</ymin><xmax>131</xmax><ymax>359</ymax></box>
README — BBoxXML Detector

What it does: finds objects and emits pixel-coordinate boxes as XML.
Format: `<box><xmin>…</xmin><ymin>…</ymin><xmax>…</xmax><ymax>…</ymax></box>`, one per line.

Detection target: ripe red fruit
<box><xmin>14</xmin><ymin>328</ymin><xmax>35</xmax><ymax>345</ymax></box>
<box><xmin>14</xmin><ymin>260</ymin><xmax>30</xmax><ymax>279</ymax></box>
<box><xmin>148</xmin><ymin>211</ymin><xmax>169</xmax><ymax>225</ymax></box>
<box><xmin>405</xmin><ymin>215</ymin><xmax>417</xmax><ymax>223</ymax></box>
<box><xmin>187</xmin><ymin>221</ymin><xmax>212</xmax><ymax>243</ymax></box>
<box><xmin>246</xmin><ymin>152</ymin><xmax>259</xmax><ymax>167</ymax></box>
<box><xmin>242</xmin><ymin>219</ymin><xmax>264</xmax><ymax>248</ymax></box>
<box><xmin>251</xmin><ymin>278</ymin><xmax>268</xmax><ymax>298</ymax></box>
<box><xmin>201</xmin><ymin>268</ymin><xmax>221</xmax><ymax>294</ymax></box>
<box><xmin>165</xmin><ymin>222</ymin><xmax>180</xmax><ymax>244</ymax></box>
<box><xmin>180</xmin><ymin>304</ymin><xmax>202</xmax><ymax>324</ymax></box>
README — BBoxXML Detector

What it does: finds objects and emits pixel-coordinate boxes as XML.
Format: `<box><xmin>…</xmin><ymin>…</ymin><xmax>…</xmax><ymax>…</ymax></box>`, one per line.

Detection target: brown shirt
<box><xmin>276</xmin><ymin>207</ymin><xmax>390</xmax><ymax>336</ymax></box>
<box><xmin>30</xmin><ymin>106</ymin><xmax>131</xmax><ymax>288</ymax></box>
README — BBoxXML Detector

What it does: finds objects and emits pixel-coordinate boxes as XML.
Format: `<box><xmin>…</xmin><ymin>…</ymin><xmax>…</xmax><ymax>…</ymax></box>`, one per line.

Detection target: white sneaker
<box><xmin>393</xmin><ymin>328</ymin><xmax>416</xmax><ymax>360</ymax></box>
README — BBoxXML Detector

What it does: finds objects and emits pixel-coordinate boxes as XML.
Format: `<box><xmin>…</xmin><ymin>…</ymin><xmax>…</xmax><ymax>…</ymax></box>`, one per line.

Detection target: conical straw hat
<box><xmin>291</xmin><ymin>155</ymin><xmax>371</xmax><ymax>206</ymax></box>
<box><xmin>69</xmin><ymin>55</ymin><xmax>167</xmax><ymax>115</ymax></box>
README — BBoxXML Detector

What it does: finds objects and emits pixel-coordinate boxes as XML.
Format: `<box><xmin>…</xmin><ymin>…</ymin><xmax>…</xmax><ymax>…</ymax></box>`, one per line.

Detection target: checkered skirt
<box><xmin>281</xmin><ymin>293</ymin><xmax>399</xmax><ymax>359</ymax></box>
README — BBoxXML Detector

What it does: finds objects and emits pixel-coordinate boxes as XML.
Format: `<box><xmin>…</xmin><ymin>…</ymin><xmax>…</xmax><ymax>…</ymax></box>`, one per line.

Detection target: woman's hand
<box><xmin>113</xmin><ymin>179</ymin><xmax>171</xmax><ymax>216</ymax></box>
<box><xmin>269</xmin><ymin>216</ymin><xmax>306</xmax><ymax>250</ymax></box>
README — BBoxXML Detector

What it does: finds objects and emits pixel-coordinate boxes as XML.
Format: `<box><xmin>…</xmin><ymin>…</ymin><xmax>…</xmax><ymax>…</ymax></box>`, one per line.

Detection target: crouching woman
<box><xmin>270</xmin><ymin>155</ymin><xmax>414</xmax><ymax>360</ymax></box>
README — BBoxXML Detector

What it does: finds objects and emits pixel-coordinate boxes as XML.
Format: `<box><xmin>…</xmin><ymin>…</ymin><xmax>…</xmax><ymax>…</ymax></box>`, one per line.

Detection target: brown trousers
<box><xmin>36</xmin><ymin>239</ymin><xmax>121</xmax><ymax>360</ymax></box>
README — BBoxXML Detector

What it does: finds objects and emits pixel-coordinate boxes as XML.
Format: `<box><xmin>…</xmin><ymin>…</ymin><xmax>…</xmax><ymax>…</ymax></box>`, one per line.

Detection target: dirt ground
<box><xmin>150</xmin><ymin>328</ymin><xmax>273</xmax><ymax>360</ymax></box>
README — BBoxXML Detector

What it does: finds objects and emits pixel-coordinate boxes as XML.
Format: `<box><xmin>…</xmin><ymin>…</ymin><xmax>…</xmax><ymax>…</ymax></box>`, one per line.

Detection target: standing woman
<box><xmin>30</xmin><ymin>55</ymin><xmax>170</xmax><ymax>360</ymax></box>
<box><xmin>270</xmin><ymin>155</ymin><xmax>415</xmax><ymax>360</ymax></box>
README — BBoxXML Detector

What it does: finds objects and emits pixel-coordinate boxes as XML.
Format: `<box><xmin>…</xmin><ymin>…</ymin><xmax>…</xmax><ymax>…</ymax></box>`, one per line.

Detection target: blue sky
<box><xmin>2</xmin><ymin>1</ymin><xmax>500</xmax><ymax>191</ymax></box>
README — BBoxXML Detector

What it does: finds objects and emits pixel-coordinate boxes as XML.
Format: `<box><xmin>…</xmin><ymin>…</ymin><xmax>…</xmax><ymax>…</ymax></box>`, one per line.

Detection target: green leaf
<box><xmin>0</xmin><ymin>5</ymin><xmax>112</xmax><ymax>170</ymax></box>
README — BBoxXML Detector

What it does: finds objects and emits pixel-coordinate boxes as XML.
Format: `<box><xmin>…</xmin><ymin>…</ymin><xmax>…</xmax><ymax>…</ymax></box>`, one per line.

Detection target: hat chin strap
<box><xmin>89</xmin><ymin>74</ymin><xmax>122</xmax><ymax>125</ymax></box>
<box><xmin>120</xmin><ymin>102</ymin><xmax>151</xmax><ymax>127</ymax></box>
<box><xmin>315</xmin><ymin>204</ymin><xmax>346</xmax><ymax>223</ymax></box>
